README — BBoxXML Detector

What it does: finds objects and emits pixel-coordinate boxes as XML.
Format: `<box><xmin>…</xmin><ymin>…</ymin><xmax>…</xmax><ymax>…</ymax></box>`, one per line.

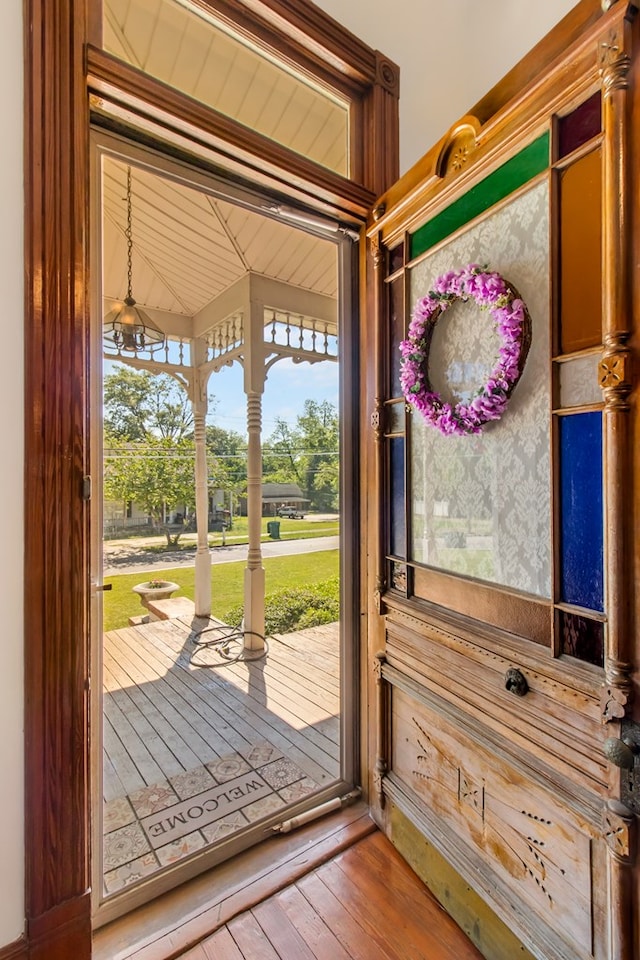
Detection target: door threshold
<box><xmin>93</xmin><ymin>800</ymin><xmax>375</xmax><ymax>960</ymax></box>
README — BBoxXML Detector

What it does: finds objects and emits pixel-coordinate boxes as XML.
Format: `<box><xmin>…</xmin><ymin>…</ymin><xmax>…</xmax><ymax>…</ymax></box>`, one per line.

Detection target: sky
<box><xmin>208</xmin><ymin>356</ymin><xmax>339</xmax><ymax>438</ymax></box>
<box><xmin>104</xmin><ymin>354</ymin><xmax>339</xmax><ymax>439</ymax></box>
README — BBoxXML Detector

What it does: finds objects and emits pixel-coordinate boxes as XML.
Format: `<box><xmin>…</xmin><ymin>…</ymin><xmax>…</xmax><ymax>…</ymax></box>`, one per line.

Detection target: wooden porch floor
<box><xmin>102</xmin><ymin>617</ymin><xmax>340</xmax><ymax>892</ymax></box>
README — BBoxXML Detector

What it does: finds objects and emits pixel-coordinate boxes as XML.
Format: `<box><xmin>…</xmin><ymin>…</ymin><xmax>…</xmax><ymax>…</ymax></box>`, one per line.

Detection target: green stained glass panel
<box><xmin>410</xmin><ymin>133</ymin><xmax>550</xmax><ymax>260</ymax></box>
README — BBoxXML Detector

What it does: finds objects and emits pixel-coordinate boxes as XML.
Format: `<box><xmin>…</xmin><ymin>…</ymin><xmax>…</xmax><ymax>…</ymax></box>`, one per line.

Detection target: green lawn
<box><xmin>112</xmin><ymin>518</ymin><xmax>339</xmax><ymax>552</ymax></box>
<box><xmin>103</xmin><ymin>549</ymin><xmax>339</xmax><ymax>632</ymax></box>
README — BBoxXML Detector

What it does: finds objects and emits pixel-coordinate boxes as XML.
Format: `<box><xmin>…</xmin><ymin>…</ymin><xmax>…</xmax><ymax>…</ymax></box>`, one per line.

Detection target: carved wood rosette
<box><xmin>598</xmin><ymin>15</ymin><xmax>635</xmax><ymax>725</ymax></box>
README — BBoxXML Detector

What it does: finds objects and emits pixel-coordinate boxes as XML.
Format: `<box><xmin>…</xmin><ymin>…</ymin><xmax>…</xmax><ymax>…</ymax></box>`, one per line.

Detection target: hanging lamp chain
<box><xmin>125</xmin><ymin>166</ymin><xmax>134</xmax><ymax>302</ymax></box>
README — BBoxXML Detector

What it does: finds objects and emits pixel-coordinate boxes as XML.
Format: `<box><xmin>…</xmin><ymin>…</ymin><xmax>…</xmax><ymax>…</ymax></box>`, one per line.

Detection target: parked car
<box><xmin>277</xmin><ymin>506</ymin><xmax>305</xmax><ymax>519</ymax></box>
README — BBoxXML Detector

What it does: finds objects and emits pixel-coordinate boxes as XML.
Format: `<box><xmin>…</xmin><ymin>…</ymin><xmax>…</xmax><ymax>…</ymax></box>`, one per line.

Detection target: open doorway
<box><xmin>91</xmin><ymin>137</ymin><xmax>358</xmax><ymax>925</ymax></box>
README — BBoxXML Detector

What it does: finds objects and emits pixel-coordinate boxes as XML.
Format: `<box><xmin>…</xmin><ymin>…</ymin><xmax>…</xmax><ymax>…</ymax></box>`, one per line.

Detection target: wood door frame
<box><xmin>24</xmin><ymin>2</ymin><xmax>398</xmax><ymax>957</ymax></box>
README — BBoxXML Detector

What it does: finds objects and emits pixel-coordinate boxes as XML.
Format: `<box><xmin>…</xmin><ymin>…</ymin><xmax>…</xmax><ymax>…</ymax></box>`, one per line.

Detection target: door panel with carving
<box><xmin>365</xmin><ymin>6</ymin><xmax>639</xmax><ymax>959</ymax></box>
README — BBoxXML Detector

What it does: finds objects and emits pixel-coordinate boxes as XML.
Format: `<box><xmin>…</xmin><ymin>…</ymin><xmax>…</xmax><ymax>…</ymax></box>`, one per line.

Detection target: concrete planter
<box><xmin>132</xmin><ymin>579</ymin><xmax>180</xmax><ymax>610</ymax></box>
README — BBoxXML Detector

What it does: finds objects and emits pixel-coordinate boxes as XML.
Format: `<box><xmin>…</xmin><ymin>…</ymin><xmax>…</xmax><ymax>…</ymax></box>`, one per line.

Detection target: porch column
<box><xmin>191</xmin><ymin>339</ymin><xmax>211</xmax><ymax>617</ymax></box>
<box><xmin>242</xmin><ymin>292</ymin><xmax>266</xmax><ymax>649</ymax></box>
<box><xmin>244</xmin><ymin>391</ymin><xmax>265</xmax><ymax>647</ymax></box>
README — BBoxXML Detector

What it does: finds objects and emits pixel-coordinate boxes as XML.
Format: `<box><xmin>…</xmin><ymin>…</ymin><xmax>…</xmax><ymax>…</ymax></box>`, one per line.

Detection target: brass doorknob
<box><xmin>603</xmin><ymin>737</ymin><xmax>638</xmax><ymax>770</ymax></box>
<box><xmin>505</xmin><ymin>668</ymin><xmax>529</xmax><ymax>697</ymax></box>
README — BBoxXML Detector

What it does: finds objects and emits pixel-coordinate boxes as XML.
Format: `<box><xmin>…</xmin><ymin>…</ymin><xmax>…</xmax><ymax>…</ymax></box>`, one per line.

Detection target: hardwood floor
<box><xmin>175</xmin><ymin>832</ymin><xmax>483</xmax><ymax>960</ymax></box>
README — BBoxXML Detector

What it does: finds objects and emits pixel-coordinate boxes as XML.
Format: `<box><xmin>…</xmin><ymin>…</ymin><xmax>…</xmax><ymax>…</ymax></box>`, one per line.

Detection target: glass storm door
<box><xmin>91</xmin><ymin>136</ymin><xmax>359</xmax><ymax>925</ymax></box>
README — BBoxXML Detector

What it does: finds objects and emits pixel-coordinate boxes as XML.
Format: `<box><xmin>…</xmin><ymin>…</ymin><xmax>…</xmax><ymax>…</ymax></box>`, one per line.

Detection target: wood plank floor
<box><xmin>103</xmin><ymin>618</ymin><xmax>341</xmax><ymax>801</ymax></box>
<box><xmin>175</xmin><ymin>832</ymin><xmax>483</xmax><ymax>960</ymax></box>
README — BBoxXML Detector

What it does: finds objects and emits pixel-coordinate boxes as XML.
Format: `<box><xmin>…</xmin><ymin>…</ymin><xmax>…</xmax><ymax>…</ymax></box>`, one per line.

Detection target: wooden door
<box><xmin>363</xmin><ymin>5</ymin><xmax>639</xmax><ymax>960</ymax></box>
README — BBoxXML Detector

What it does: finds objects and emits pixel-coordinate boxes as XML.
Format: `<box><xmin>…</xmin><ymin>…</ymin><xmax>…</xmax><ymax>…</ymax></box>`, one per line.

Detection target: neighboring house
<box><xmin>103</xmin><ymin>490</ymin><xmax>227</xmax><ymax>536</ymax></box>
<box><xmin>236</xmin><ymin>482</ymin><xmax>309</xmax><ymax>517</ymax></box>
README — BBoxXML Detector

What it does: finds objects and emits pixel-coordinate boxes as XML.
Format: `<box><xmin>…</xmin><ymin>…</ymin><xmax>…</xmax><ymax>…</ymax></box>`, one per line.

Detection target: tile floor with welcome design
<box><xmin>103</xmin><ymin>741</ymin><xmax>318</xmax><ymax>893</ymax></box>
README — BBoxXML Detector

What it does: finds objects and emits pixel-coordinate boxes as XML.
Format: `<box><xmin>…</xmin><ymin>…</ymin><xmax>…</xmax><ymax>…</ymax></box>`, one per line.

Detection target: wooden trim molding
<box><xmin>23</xmin><ymin>0</ymin><xmax>397</xmax><ymax>956</ymax></box>
<box><xmin>24</xmin><ymin>0</ymin><xmax>93</xmax><ymax>956</ymax></box>
<box><xmin>86</xmin><ymin>47</ymin><xmax>376</xmax><ymax>219</ymax></box>
<box><xmin>597</xmin><ymin>11</ymin><xmax>638</xmax><ymax>960</ymax></box>
<box><xmin>0</xmin><ymin>937</ymin><xmax>28</xmax><ymax>960</ymax></box>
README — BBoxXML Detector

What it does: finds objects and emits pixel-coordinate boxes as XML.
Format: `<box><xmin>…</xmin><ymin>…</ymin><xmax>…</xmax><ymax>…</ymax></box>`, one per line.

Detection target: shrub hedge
<box><xmin>225</xmin><ymin>577</ymin><xmax>339</xmax><ymax>634</ymax></box>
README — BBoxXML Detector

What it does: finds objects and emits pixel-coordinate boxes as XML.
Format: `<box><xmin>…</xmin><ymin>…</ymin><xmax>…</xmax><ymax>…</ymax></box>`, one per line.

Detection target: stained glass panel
<box><xmin>558</xmin><ymin>354</ymin><xmax>602</xmax><ymax>408</ymax></box>
<box><xmin>389</xmin><ymin>242</ymin><xmax>405</xmax><ymax>275</ymax></box>
<box><xmin>558</xmin><ymin>92</ymin><xmax>601</xmax><ymax>159</ymax></box>
<box><xmin>409</xmin><ymin>181</ymin><xmax>551</xmax><ymax>597</ymax></box>
<box><xmin>410</xmin><ymin>133</ymin><xmax>549</xmax><ymax>260</ymax></box>
<box><xmin>389</xmin><ymin>276</ymin><xmax>405</xmax><ymax>398</ymax></box>
<box><xmin>559</xmin><ymin>610</ymin><xmax>604</xmax><ymax>667</ymax></box>
<box><xmin>559</xmin><ymin>149</ymin><xmax>602</xmax><ymax>353</ymax></box>
<box><xmin>389</xmin><ymin>437</ymin><xmax>405</xmax><ymax>558</ymax></box>
<box><xmin>386</xmin><ymin>401</ymin><xmax>405</xmax><ymax>436</ymax></box>
<box><xmin>559</xmin><ymin>411</ymin><xmax>604</xmax><ymax>611</ymax></box>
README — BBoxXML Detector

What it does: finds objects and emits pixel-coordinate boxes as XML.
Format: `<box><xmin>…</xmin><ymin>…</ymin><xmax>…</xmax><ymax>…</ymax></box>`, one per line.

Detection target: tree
<box><xmin>263</xmin><ymin>399</ymin><xmax>339</xmax><ymax>511</ymax></box>
<box><xmin>104</xmin><ymin>436</ymin><xmax>197</xmax><ymax>545</ymax></box>
<box><xmin>103</xmin><ymin>365</ymin><xmax>195</xmax><ymax>441</ymax></box>
<box><xmin>206</xmin><ymin>425</ymin><xmax>247</xmax><ymax>487</ymax></box>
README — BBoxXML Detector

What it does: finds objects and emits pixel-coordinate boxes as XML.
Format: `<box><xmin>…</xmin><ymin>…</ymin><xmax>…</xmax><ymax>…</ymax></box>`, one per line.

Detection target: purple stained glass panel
<box><xmin>389</xmin><ymin>242</ymin><xmax>404</xmax><ymax>275</ymax></box>
<box><xmin>559</xmin><ymin>610</ymin><xmax>604</xmax><ymax>667</ymax></box>
<box><xmin>558</xmin><ymin>92</ymin><xmax>601</xmax><ymax>159</ymax></box>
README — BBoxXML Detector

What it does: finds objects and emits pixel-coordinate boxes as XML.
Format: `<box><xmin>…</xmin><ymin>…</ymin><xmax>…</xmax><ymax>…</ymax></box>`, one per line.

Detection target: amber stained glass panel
<box><xmin>559</xmin><ymin>149</ymin><xmax>602</xmax><ymax>353</ymax></box>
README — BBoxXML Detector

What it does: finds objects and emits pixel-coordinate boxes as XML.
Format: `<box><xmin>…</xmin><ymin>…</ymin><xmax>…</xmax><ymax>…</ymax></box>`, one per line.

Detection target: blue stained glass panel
<box><xmin>390</xmin><ymin>437</ymin><xmax>405</xmax><ymax>558</ymax></box>
<box><xmin>559</xmin><ymin>412</ymin><xmax>604</xmax><ymax>611</ymax></box>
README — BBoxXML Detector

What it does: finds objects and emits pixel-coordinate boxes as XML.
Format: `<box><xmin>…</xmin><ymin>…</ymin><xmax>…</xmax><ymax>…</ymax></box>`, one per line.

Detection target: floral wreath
<box><xmin>399</xmin><ymin>263</ymin><xmax>531</xmax><ymax>436</ymax></box>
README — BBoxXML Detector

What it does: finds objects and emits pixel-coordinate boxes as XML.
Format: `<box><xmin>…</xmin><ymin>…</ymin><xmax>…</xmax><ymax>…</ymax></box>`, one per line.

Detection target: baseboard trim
<box><xmin>27</xmin><ymin>893</ymin><xmax>92</xmax><ymax>960</ymax></box>
<box><xmin>0</xmin><ymin>936</ymin><xmax>27</xmax><ymax>960</ymax></box>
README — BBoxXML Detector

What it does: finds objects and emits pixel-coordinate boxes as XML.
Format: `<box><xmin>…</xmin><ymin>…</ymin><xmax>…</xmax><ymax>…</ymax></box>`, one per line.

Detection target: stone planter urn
<box><xmin>132</xmin><ymin>579</ymin><xmax>180</xmax><ymax>611</ymax></box>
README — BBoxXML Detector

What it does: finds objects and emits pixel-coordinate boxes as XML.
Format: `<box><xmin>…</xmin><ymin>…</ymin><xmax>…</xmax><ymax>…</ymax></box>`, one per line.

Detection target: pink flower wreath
<box><xmin>399</xmin><ymin>263</ymin><xmax>531</xmax><ymax>437</ymax></box>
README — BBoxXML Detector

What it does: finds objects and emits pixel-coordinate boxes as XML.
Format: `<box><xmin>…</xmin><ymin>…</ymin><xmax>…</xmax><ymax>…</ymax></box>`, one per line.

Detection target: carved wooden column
<box><xmin>370</xmin><ymin>230</ymin><xmax>387</xmax><ymax>616</ymax></box>
<box><xmin>603</xmin><ymin>801</ymin><xmax>636</xmax><ymax>960</ymax></box>
<box><xmin>363</xmin><ymin>53</ymin><xmax>400</xmax><ymax>195</ymax></box>
<box><xmin>598</xmin><ymin>11</ymin><xmax>637</xmax><ymax>960</ymax></box>
<box><xmin>599</xmin><ymin>12</ymin><xmax>634</xmax><ymax>724</ymax></box>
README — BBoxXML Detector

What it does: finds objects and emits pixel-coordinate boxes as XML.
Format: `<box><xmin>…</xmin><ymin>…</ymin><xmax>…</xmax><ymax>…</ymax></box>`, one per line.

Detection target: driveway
<box><xmin>104</xmin><ymin>534</ymin><xmax>340</xmax><ymax>575</ymax></box>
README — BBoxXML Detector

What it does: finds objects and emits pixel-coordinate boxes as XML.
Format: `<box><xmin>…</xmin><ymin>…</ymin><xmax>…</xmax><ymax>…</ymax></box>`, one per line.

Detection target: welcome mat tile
<box><xmin>103</xmin><ymin>742</ymin><xmax>316</xmax><ymax>894</ymax></box>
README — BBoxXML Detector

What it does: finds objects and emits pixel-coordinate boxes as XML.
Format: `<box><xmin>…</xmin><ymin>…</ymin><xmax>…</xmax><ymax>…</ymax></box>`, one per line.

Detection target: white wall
<box><xmin>314</xmin><ymin>0</ymin><xmax>578</xmax><ymax>175</ymax></box>
<box><xmin>0</xmin><ymin>0</ymin><xmax>24</xmax><ymax>945</ymax></box>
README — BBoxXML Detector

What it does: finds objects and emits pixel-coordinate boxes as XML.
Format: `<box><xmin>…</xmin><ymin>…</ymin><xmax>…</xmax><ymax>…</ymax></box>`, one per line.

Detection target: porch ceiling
<box><xmin>102</xmin><ymin>157</ymin><xmax>339</xmax><ymax>332</ymax></box>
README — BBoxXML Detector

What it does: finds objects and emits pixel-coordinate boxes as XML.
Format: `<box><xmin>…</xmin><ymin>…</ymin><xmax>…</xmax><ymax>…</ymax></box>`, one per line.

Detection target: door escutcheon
<box><xmin>505</xmin><ymin>668</ymin><xmax>529</xmax><ymax>697</ymax></box>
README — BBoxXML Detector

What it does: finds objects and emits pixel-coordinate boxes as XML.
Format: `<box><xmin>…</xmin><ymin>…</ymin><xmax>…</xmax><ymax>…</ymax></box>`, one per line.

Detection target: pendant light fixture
<box><xmin>103</xmin><ymin>166</ymin><xmax>165</xmax><ymax>352</ymax></box>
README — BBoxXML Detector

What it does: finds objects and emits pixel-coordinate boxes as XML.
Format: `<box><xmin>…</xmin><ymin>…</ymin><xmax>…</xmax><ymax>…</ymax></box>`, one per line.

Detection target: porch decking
<box><xmin>102</xmin><ymin>617</ymin><xmax>341</xmax><ymax>892</ymax></box>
